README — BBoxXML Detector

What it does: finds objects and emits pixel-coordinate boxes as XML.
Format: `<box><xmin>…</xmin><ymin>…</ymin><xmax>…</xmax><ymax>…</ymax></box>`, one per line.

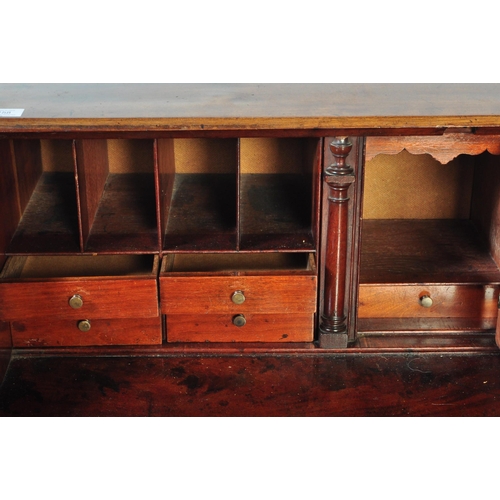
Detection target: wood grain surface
<box><xmin>11</xmin><ymin>317</ymin><xmax>162</xmax><ymax>347</ymax></box>
<box><xmin>360</xmin><ymin>220</ymin><xmax>500</xmax><ymax>284</ymax></box>
<box><xmin>358</xmin><ymin>284</ymin><xmax>499</xmax><ymax>318</ymax></box>
<box><xmin>166</xmin><ymin>314</ymin><xmax>314</xmax><ymax>342</ymax></box>
<box><xmin>160</xmin><ymin>275</ymin><xmax>317</xmax><ymax>315</ymax></box>
<box><xmin>365</xmin><ymin>134</ymin><xmax>500</xmax><ymax>163</ymax></box>
<box><xmin>0</xmin><ymin>278</ymin><xmax>159</xmax><ymax>321</ymax></box>
<box><xmin>2</xmin><ymin>352</ymin><xmax>500</xmax><ymax>416</ymax></box>
<box><xmin>2</xmin><ymin>84</ymin><xmax>500</xmax><ymax>131</ymax></box>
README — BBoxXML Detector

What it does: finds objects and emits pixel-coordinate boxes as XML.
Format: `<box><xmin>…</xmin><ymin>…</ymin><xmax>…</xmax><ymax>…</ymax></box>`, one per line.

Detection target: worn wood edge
<box><xmin>1</xmin><ymin>116</ymin><xmax>500</xmax><ymax>133</ymax></box>
<box><xmin>9</xmin><ymin>342</ymin><xmax>499</xmax><ymax>358</ymax></box>
<box><xmin>365</xmin><ymin>134</ymin><xmax>500</xmax><ymax>163</ymax></box>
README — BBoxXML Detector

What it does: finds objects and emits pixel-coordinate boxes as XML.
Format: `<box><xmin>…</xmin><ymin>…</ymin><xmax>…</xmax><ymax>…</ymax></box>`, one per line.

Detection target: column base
<box><xmin>318</xmin><ymin>332</ymin><xmax>348</xmax><ymax>349</ymax></box>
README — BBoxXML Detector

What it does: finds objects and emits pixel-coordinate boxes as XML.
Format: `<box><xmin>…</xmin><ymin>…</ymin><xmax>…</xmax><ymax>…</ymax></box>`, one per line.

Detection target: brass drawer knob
<box><xmin>78</xmin><ymin>320</ymin><xmax>91</xmax><ymax>332</ymax></box>
<box><xmin>231</xmin><ymin>290</ymin><xmax>246</xmax><ymax>305</ymax></box>
<box><xmin>69</xmin><ymin>294</ymin><xmax>83</xmax><ymax>309</ymax></box>
<box><xmin>232</xmin><ymin>314</ymin><xmax>246</xmax><ymax>327</ymax></box>
<box><xmin>419</xmin><ymin>295</ymin><xmax>433</xmax><ymax>308</ymax></box>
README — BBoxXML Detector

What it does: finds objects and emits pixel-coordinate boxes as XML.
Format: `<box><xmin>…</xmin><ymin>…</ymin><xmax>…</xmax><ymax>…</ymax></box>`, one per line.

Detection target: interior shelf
<box><xmin>239</xmin><ymin>174</ymin><xmax>314</xmax><ymax>250</ymax></box>
<box><xmin>160</xmin><ymin>137</ymin><xmax>319</xmax><ymax>252</ymax></box>
<box><xmin>85</xmin><ymin>173</ymin><xmax>158</xmax><ymax>253</ymax></box>
<box><xmin>6</xmin><ymin>140</ymin><xmax>80</xmax><ymax>254</ymax></box>
<box><xmin>239</xmin><ymin>137</ymin><xmax>319</xmax><ymax>251</ymax></box>
<box><xmin>160</xmin><ymin>138</ymin><xmax>238</xmax><ymax>251</ymax></box>
<box><xmin>358</xmin><ymin>149</ymin><xmax>500</xmax><ymax>335</ymax></box>
<box><xmin>9</xmin><ymin>172</ymin><xmax>80</xmax><ymax>253</ymax></box>
<box><xmin>164</xmin><ymin>174</ymin><xmax>237</xmax><ymax>251</ymax></box>
<box><xmin>360</xmin><ymin>219</ymin><xmax>500</xmax><ymax>285</ymax></box>
<box><xmin>77</xmin><ymin>139</ymin><xmax>159</xmax><ymax>253</ymax></box>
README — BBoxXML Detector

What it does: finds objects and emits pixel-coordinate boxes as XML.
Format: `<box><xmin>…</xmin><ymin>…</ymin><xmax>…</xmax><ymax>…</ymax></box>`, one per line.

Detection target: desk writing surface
<box><xmin>1</xmin><ymin>83</ymin><xmax>500</xmax><ymax>131</ymax></box>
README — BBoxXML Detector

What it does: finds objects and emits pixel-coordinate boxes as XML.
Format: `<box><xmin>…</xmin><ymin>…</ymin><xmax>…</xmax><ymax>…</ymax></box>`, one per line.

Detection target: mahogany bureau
<box><xmin>2</xmin><ymin>83</ymin><xmax>500</xmax><ymax>369</ymax></box>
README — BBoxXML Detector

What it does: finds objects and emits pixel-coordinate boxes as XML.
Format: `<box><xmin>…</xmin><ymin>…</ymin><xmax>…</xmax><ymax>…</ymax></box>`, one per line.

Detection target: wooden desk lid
<box><xmin>2</xmin><ymin>84</ymin><xmax>500</xmax><ymax>132</ymax></box>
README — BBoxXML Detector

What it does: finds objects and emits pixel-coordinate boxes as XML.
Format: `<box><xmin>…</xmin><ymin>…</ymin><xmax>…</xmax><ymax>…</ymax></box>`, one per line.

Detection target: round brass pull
<box><xmin>69</xmin><ymin>294</ymin><xmax>83</xmax><ymax>309</ymax></box>
<box><xmin>419</xmin><ymin>295</ymin><xmax>433</xmax><ymax>308</ymax></box>
<box><xmin>78</xmin><ymin>320</ymin><xmax>91</xmax><ymax>332</ymax></box>
<box><xmin>231</xmin><ymin>291</ymin><xmax>246</xmax><ymax>305</ymax></box>
<box><xmin>232</xmin><ymin>314</ymin><xmax>246</xmax><ymax>327</ymax></box>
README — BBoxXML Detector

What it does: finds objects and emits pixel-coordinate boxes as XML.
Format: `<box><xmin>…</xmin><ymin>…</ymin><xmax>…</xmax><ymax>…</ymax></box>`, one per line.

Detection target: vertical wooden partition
<box><xmin>157</xmin><ymin>138</ymin><xmax>175</xmax><ymax>253</ymax></box>
<box><xmin>75</xmin><ymin>139</ymin><xmax>109</xmax><ymax>251</ymax></box>
<box><xmin>0</xmin><ymin>141</ymin><xmax>20</xmax><ymax>268</ymax></box>
<box><xmin>76</xmin><ymin>139</ymin><xmax>159</xmax><ymax>253</ymax></box>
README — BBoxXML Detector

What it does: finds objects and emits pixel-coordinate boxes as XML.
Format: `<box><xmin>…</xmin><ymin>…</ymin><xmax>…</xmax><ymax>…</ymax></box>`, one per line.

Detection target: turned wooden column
<box><xmin>319</xmin><ymin>137</ymin><xmax>356</xmax><ymax>348</ymax></box>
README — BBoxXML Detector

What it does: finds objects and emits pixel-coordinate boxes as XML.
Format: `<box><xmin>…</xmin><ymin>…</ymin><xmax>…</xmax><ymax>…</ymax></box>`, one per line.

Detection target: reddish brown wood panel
<box><xmin>358</xmin><ymin>284</ymin><xmax>499</xmax><ymax>319</ymax></box>
<box><xmin>357</xmin><ymin>333</ymin><xmax>497</xmax><ymax>349</ymax></box>
<box><xmin>2</xmin><ymin>352</ymin><xmax>500</xmax><ymax>416</ymax></box>
<box><xmin>358</xmin><ymin>317</ymin><xmax>497</xmax><ymax>334</ymax></box>
<box><xmin>0</xmin><ymin>322</ymin><xmax>12</xmax><ymax>385</ymax></box>
<box><xmin>0</xmin><ymin>141</ymin><xmax>20</xmax><ymax>264</ymax></box>
<box><xmin>239</xmin><ymin>174</ymin><xmax>315</xmax><ymax>251</ymax></box>
<box><xmin>12</xmin><ymin>140</ymin><xmax>43</xmax><ymax>215</ymax></box>
<box><xmin>0</xmin><ymin>278</ymin><xmax>159</xmax><ymax>321</ymax></box>
<box><xmin>166</xmin><ymin>314</ymin><xmax>314</xmax><ymax>342</ymax></box>
<box><xmin>7</xmin><ymin>172</ymin><xmax>81</xmax><ymax>254</ymax></box>
<box><xmin>365</xmin><ymin>134</ymin><xmax>500</xmax><ymax>163</ymax></box>
<box><xmin>75</xmin><ymin>139</ymin><xmax>109</xmax><ymax>245</ymax></box>
<box><xmin>164</xmin><ymin>174</ymin><xmax>238</xmax><ymax>251</ymax></box>
<box><xmin>157</xmin><ymin>139</ymin><xmax>175</xmax><ymax>246</ymax></box>
<box><xmin>360</xmin><ymin>220</ymin><xmax>500</xmax><ymax>284</ymax></box>
<box><xmin>11</xmin><ymin>317</ymin><xmax>162</xmax><ymax>347</ymax></box>
<box><xmin>0</xmin><ymin>321</ymin><xmax>12</xmax><ymax>349</ymax></box>
<box><xmin>84</xmin><ymin>173</ymin><xmax>159</xmax><ymax>253</ymax></box>
<box><xmin>471</xmin><ymin>153</ymin><xmax>500</xmax><ymax>269</ymax></box>
<box><xmin>160</xmin><ymin>275</ymin><xmax>317</xmax><ymax>315</ymax></box>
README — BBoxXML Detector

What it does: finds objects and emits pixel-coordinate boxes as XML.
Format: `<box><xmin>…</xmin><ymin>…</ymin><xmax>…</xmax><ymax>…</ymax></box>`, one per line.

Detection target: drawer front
<box><xmin>160</xmin><ymin>275</ymin><xmax>317</xmax><ymax>315</ymax></box>
<box><xmin>11</xmin><ymin>317</ymin><xmax>162</xmax><ymax>347</ymax></box>
<box><xmin>0</xmin><ymin>279</ymin><xmax>159</xmax><ymax>321</ymax></box>
<box><xmin>358</xmin><ymin>284</ymin><xmax>499</xmax><ymax>319</ymax></box>
<box><xmin>166</xmin><ymin>313</ymin><xmax>314</xmax><ymax>342</ymax></box>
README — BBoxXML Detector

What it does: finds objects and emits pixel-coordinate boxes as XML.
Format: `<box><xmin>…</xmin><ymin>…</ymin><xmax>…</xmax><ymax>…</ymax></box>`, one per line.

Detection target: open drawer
<box><xmin>159</xmin><ymin>253</ymin><xmax>317</xmax><ymax>342</ymax></box>
<box><xmin>0</xmin><ymin>254</ymin><xmax>162</xmax><ymax>346</ymax></box>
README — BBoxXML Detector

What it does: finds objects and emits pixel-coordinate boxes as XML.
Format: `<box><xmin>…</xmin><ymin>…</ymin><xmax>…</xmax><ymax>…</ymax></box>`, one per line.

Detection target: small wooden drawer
<box><xmin>160</xmin><ymin>253</ymin><xmax>317</xmax><ymax>315</ymax></box>
<box><xmin>11</xmin><ymin>317</ymin><xmax>162</xmax><ymax>347</ymax></box>
<box><xmin>0</xmin><ymin>255</ymin><xmax>160</xmax><ymax>322</ymax></box>
<box><xmin>166</xmin><ymin>313</ymin><xmax>314</xmax><ymax>343</ymax></box>
<box><xmin>358</xmin><ymin>284</ymin><xmax>499</xmax><ymax>319</ymax></box>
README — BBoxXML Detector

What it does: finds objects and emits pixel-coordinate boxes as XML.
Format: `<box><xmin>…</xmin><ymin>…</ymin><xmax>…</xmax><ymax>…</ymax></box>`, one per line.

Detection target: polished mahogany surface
<box><xmin>1</xmin><ymin>351</ymin><xmax>500</xmax><ymax>416</ymax></box>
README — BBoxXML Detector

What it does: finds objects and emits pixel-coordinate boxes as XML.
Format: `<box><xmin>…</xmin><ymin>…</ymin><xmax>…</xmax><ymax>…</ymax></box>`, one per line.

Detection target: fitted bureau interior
<box><xmin>0</xmin><ymin>139</ymin><xmax>159</xmax><ymax>254</ymax></box>
<box><xmin>0</xmin><ymin>134</ymin><xmax>321</xmax><ymax>348</ymax></box>
<box><xmin>359</xmin><ymin>144</ymin><xmax>500</xmax><ymax>334</ymax></box>
<box><xmin>159</xmin><ymin>252</ymin><xmax>317</xmax><ymax>343</ymax></box>
<box><xmin>238</xmin><ymin>138</ymin><xmax>318</xmax><ymax>250</ymax></box>
<box><xmin>2</xmin><ymin>139</ymin><xmax>79</xmax><ymax>253</ymax></box>
<box><xmin>159</xmin><ymin>137</ymin><xmax>320</xmax><ymax>252</ymax></box>
<box><xmin>1</xmin><ymin>137</ymin><xmax>319</xmax><ymax>256</ymax></box>
<box><xmin>159</xmin><ymin>138</ymin><xmax>238</xmax><ymax>250</ymax></box>
<box><xmin>0</xmin><ymin>254</ymin><xmax>161</xmax><ymax>348</ymax></box>
<box><xmin>75</xmin><ymin>139</ymin><xmax>158</xmax><ymax>253</ymax></box>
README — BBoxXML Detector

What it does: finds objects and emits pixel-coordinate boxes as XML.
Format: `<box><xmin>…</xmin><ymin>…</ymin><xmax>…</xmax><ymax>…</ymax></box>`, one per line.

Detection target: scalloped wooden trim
<box><xmin>366</xmin><ymin>134</ymin><xmax>500</xmax><ymax>164</ymax></box>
